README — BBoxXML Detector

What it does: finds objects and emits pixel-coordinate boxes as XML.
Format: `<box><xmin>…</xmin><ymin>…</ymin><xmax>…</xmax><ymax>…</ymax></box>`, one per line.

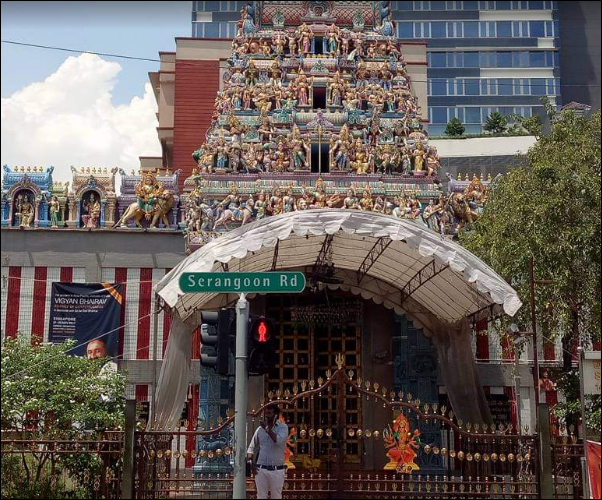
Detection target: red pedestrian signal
<box><xmin>257</xmin><ymin>321</ymin><xmax>268</xmax><ymax>343</ymax></box>
<box><xmin>248</xmin><ymin>316</ymin><xmax>277</xmax><ymax>376</ymax></box>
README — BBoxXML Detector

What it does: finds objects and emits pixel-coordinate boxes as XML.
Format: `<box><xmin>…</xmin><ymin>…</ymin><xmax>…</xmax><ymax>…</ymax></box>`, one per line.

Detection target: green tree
<box><xmin>461</xmin><ymin>108</ymin><xmax>601</xmax><ymax>354</ymax></box>
<box><xmin>1</xmin><ymin>335</ymin><xmax>126</xmax><ymax>497</ymax></box>
<box><xmin>462</xmin><ymin>108</ymin><xmax>601</xmax><ymax>431</ymax></box>
<box><xmin>445</xmin><ymin>117</ymin><xmax>465</xmax><ymax>137</ymax></box>
<box><xmin>483</xmin><ymin>111</ymin><xmax>508</xmax><ymax>135</ymax></box>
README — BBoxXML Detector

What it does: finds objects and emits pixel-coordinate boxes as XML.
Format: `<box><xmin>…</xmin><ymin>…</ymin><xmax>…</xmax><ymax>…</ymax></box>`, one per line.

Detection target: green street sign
<box><xmin>180</xmin><ymin>272</ymin><xmax>306</xmax><ymax>294</ymax></box>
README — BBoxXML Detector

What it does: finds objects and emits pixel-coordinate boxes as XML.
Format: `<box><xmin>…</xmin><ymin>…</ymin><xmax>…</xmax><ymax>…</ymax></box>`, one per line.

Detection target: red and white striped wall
<box><xmin>1</xmin><ymin>266</ymin><xmax>179</xmax><ymax>361</ymax></box>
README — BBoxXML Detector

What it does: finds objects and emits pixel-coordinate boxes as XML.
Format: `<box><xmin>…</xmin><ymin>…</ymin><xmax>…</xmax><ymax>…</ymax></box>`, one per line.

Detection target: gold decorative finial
<box><xmin>335</xmin><ymin>353</ymin><xmax>345</xmax><ymax>369</ymax></box>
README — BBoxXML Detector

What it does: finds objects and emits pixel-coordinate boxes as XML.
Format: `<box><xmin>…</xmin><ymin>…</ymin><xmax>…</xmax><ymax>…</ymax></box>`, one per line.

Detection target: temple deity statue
<box><xmin>81</xmin><ymin>192</ymin><xmax>101</xmax><ymax>228</ymax></box>
<box><xmin>283</xmin><ymin>186</ymin><xmax>296</xmax><ymax>213</ymax></box>
<box><xmin>359</xmin><ymin>188</ymin><xmax>374</xmax><ymax>211</ymax></box>
<box><xmin>135</xmin><ymin>173</ymin><xmax>164</xmax><ymax>218</ymax></box>
<box><xmin>343</xmin><ymin>187</ymin><xmax>359</xmax><ymax>209</ymax></box>
<box><xmin>293</xmin><ymin>70</ymin><xmax>313</xmax><ymax>107</ymax></box>
<box><xmin>273</xmin><ymin>32</ymin><xmax>287</xmax><ymax>56</ymax></box>
<box><xmin>330</xmin><ymin>125</ymin><xmax>352</xmax><ymax>171</ymax></box>
<box><xmin>16</xmin><ymin>193</ymin><xmax>35</xmax><ymax>227</ymax></box>
<box><xmin>270</xmin><ymin>187</ymin><xmax>284</xmax><ymax>216</ymax></box>
<box><xmin>255</xmin><ymin>191</ymin><xmax>269</xmax><ymax>220</ymax></box>
<box><xmin>351</xmin><ymin>138</ymin><xmax>370</xmax><ymax>174</ymax></box>
<box><xmin>261</xmin><ymin>40</ymin><xmax>272</xmax><ymax>56</ymax></box>
<box><xmin>406</xmin><ymin>193</ymin><xmax>422</xmax><ymax>219</ymax></box>
<box><xmin>272</xmin><ymin>141</ymin><xmax>291</xmax><ymax>172</ymax></box>
<box><xmin>216</xmin><ymin>136</ymin><xmax>230</xmax><ymax>170</ymax></box>
<box><xmin>48</xmin><ymin>195</ymin><xmax>60</xmax><ymax>228</ymax></box>
<box><xmin>327</xmin><ymin>72</ymin><xmax>346</xmax><ymax>107</ymax></box>
<box><xmin>291</xmin><ymin>125</ymin><xmax>310</xmax><ymax>170</ymax></box>
<box><xmin>326</xmin><ymin>24</ymin><xmax>340</xmax><ymax>55</ymax></box>
<box><xmin>412</xmin><ymin>141</ymin><xmax>426</xmax><ymax>173</ymax></box>
<box><xmin>297</xmin><ymin>23</ymin><xmax>313</xmax><ymax>55</ymax></box>
<box><xmin>423</xmin><ymin>199</ymin><xmax>443</xmax><ymax>233</ymax></box>
<box><xmin>245</xmin><ymin>61</ymin><xmax>259</xmax><ymax>87</ymax></box>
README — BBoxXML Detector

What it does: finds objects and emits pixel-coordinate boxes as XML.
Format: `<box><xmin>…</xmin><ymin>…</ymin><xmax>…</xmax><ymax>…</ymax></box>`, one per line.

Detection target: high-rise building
<box><xmin>192</xmin><ymin>1</ymin><xmax>564</xmax><ymax>135</ymax></box>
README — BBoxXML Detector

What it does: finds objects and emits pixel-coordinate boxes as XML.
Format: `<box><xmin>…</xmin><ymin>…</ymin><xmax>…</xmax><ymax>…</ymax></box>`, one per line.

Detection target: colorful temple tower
<box><xmin>180</xmin><ymin>1</ymin><xmax>477</xmax><ymax>253</ymax></box>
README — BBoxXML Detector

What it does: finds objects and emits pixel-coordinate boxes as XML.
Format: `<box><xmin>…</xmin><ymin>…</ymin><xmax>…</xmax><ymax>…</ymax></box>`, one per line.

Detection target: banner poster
<box><xmin>587</xmin><ymin>441</ymin><xmax>601</xmax><ymax>500</ymax></box>
<box><xmin>49</xmin><ymin>282</ymin><xmax>123</xmax><ymax>360</ymax></box>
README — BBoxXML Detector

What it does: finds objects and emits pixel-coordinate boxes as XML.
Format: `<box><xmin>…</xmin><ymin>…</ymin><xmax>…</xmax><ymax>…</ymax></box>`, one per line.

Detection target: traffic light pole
<box><xmin>233</xmin><ymin>294</ymin><xmax>249</xmax><ymax>500</ymax></box>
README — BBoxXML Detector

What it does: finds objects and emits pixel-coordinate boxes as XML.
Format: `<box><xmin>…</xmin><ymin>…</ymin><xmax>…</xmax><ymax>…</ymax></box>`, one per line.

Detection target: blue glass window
<box><xmin>531</xmin><ymin>78</ymin><xmax>547</xmax><ymax>96</ymax></box>
<box><xmin>530</xmin><ymin>1</ymin><xmax>544</xmax><ymax>8</ymax></box>
<box><xmin>399</xmin><ymin>1</ymin><xmax>414</xmax><ymax>9</ymax></box>
<box><xmin>465</xmin><ymin>80</ymin><xmax>480</xmax><ymax>95</ymax></box>
<box><xmin>499</xmin><ymin>78</ymin><xmax>513</xmax><ymax>96</ymax></box>
<box><xmin>205</xmin><ymin>22</ymin><xmax>220</xmax><ymax>37</ymax></box>
<box><xmin>497</xmin><ymin>21</ymin><xmax>512</xmax><ymax>37</ymax></box>
<box><xmin>206</xmin><ymin>1</ymin><xmax>220</xmax><ymax>11</ymax></box>
<box><xmin>432</xmin><ymin>22</ymin><xmax>447</xmax><ymax>38</ymax></box>
<box><xmin>530</xmin><ymin>21</ymin><xmax>545</xmax><ymax>37</ymax></box>
<box><xmin>432</xmin><ymin>108</ymin><xmax>448</xmax><ymax>124</ymax></box>
<box><xmin>464</xmin><ymin>52</ymin><xmax>479</xmax><ymax>67</ymax></box>
<box><xmin>399</xmin><ymin>22</ymin><xmax>413</xmax><ymax>38</ymax></box>
<box><xmin>464</xmin><ymin>22</ymin><xmax>479</xmax><ymax>38</ymax></box>
<box><xmin>529</xmin><ymin>51</ymin><xmax>545</xmax><ymax>67</ymax></box>
<box><xmin>497</xmin><ymin>1</ymin><xmax>511</xmax><ymax>8</ymax></box>
<box><xmin>431</xmin><ymin>80</ymin><xmax>447</xmax><ymax>95</ymax></box>
<box><xmin>432</xmin><ymin>1</ymin><xmax>446</xmax><ymax>9</ymax></box>
<box><xmin>464</xmin><ymin>1</ymin><xmax>478</xmax><ymax>9</ymax></box>
<box><xmin>430</xmin><ymin>52</ymin><xmax>447</xmax><ymax>67</ymax></box>
<box><xmin>497</xmin><ymin>51</ymin><xmax>512</xmax><ymax>67</ymax></box>
<box><xmin>465</xmin><ymin>108</ymin><xmax>481</xmax><ymax>123</ymax></box>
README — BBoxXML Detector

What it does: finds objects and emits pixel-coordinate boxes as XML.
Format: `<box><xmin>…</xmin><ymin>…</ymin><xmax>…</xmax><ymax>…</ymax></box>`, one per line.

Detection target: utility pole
<box><xmin>233</xmin><ymin>294</ymin><xmax>249</xmax><ymax>500</ymax></box>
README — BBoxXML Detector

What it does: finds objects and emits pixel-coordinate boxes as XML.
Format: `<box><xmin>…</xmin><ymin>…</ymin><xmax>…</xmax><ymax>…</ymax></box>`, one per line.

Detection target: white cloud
<box><xmin>1</xmin><ymin>53</ymin><xmax>160</xmax><ymax>184</ymax></box>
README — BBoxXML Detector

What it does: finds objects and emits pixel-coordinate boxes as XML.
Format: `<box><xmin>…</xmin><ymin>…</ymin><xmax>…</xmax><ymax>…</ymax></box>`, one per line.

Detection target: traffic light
<box><xmin>200</xmin><ymin>309</ymin><xmax>235</xmax><ymax>376</ymax></box>
<box><xmin>248</xmin><ymin>316</ymin><xmax>278</xmax><ymax>376</ymax></box>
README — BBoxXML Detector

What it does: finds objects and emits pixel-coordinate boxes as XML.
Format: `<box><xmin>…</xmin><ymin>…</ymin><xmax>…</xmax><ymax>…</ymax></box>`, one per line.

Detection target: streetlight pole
<box><xmin>529</xmin><ymin>257</ymin><xmax>540</xmax><ymax>418</ymax></box>
<box><xmin>233</xmin><ymin>294</ymin><xmax>249</xmax><ymax>500</ymax></box>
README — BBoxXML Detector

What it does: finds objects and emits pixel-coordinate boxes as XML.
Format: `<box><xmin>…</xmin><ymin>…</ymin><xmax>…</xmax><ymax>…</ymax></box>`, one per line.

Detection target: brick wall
<box><xmin>173</xmin><ymin>60</ymin><xmax>221</xmax><ymax>190</ymax></box>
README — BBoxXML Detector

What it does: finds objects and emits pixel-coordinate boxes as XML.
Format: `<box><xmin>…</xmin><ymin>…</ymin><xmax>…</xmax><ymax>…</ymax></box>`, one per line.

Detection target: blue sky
<box><xmin>1</xmin><ymin>1</ymin><xmax>192</xmax><ymax>105</ymax></box>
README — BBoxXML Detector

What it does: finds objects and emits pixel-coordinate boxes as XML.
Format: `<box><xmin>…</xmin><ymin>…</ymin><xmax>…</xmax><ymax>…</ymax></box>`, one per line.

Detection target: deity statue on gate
<box><xmin>383</xmin><ymin>413</ymin><xmax>421</xmax><ymax>473</ymax></box>
<box><xmin>291</xmin><ymin>125</ymin><xmax>310</xmax><ymax>171</ymax></box>
<box><xmin>16</xmin><ymin>193</ymin><xmax>35</xmax><ymax>227</ymax></box>
<box><xmin>343</xmin><ymin>187</ymin><xmax>359</xmax><ymax>210</ymax></box>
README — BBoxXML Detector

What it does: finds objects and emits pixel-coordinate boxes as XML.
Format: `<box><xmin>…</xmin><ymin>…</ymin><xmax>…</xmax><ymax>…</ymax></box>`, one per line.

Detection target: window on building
<box><xmin>531</xmin><ymin>78</ymin><xmax>547</xmax><ymax>96</ymax></box>
<box><xmin>432</xmin><ymin>1</ymin><xmax>446</xmax><ymax>9</ymax></box>
<box><xmin>431</xmin><ymin>108</ymin><xmax>449</xmax><ymax>124</ymax></box>
<box><xmin>530</xmin><ymin>21</ymin><xmax>545</xmax><ymax>37</ymax></box>
<box><xmin>529</xmin><ymin>51</ymin><xmax>545</xmax><ymax>67</ymax></box>
<box><xmin>446</xmin><ymin>1</ymin><xmax>463</xmax><ymax>9</ymax></box>
<box><xmin>464</xmin><ymin>21</ymin><xmax>479</xmax><ymax>38</ymax></box>
<box><xmin>479</xmin><ymin>1</ymin><xmax>495</xmax><ymax>9</ymax></box>
<box><xmin>497</xmin><ymin>21</ymin><xmax>512</xmax><ymax>37</ymax></box>
<box><xmin>432</xmin><ymin>22</ymin><xmax>447</xmax><ymax>38</ymax></box>
<box><xmin>529</xmin><ymin>1</ymin><xmax>544</xmax><ymax>8</ymax></box>
<box><xmin>399</xmin><ymin>22</ymin><xmax>414</xmax><ymax>38</ymax></box>
<box><xmin>497</xmin><ymin>51</ymin><xmax>512</xmax><ymax>67</ymax></box>
<box><xmin>465</xmin><ymin>107</ymin><xmax>481</xmax><ymax>123</ymax></box>
<box><xmin>431</xmin><ymin>80</ymin><xmax>448</xmax><ymax>95</ymax></box>
<box><xmin>480</xmin><ymin>22</ymin><xmax>496</xmax><ymax>37</ymax></box>
<box><xmin>465</xmin><ymin>80</ymin><xmax>480</xmax><ymax>95</ymax></box>
<box><xmin>206</xmin><ymin>1</ymin><xmax>220</xmax><ymax>11</ymax></box>
<box><xmin>497</xmin><ymin>0</ymin><xmax>511</xmax><ymax>8</ymax></box>
<box><xmin>430</xmin><ymin>52</ymin><xmax>447</xmax><ymax>67</ymax></box>
<box><xmin>499</xmin><ymin>78</ymin><xmax>513</xmax><ymax>96</ymax></box>
<box><xmin>464</xmin><ymin>52</ymin><xmax>479</xmax><ymax>67</ymax></box>
<box><xmin>205</xmin><ymin>22</ymin><xmax>220</xmax><ymax>37</ymax></box>
<box><xmin>398</xmin><ymin>1</ymin><xmax>414</xmax><ymax>10</ymax></box>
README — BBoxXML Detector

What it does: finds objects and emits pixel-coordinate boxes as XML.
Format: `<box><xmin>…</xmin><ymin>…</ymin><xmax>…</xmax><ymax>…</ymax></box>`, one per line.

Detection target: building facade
<box><xmin>192</xmin><ymin>1</ymin><xmax>564</xmax><ymax>135</ymax></box>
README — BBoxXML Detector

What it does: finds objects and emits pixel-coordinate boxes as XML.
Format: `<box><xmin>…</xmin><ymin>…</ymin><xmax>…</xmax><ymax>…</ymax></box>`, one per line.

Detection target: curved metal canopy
<box><xmin>156</xmin><ymin>209</ymin><xmax>521</xmax><ymax>325</ymax></box>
